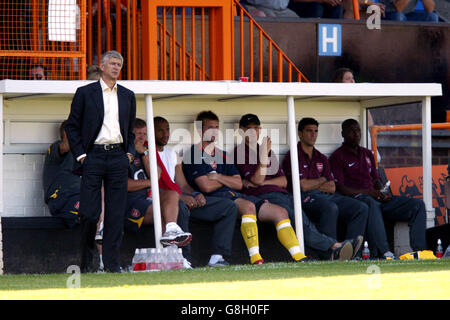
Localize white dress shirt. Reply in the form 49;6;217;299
76;78;123;162
95;78;123;144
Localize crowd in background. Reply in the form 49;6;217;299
240;0;440;22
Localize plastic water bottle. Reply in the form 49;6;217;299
443;244;450;259
177;248;184;269
381;181;391;194
436;239;443;258
138;249;147;271
362;241;370;260
159;248;167;270
141;248;149;271
147;248;159;271
171;247;183;270
155;248;164;270
132;248;145;272
131;248;139;271
165;246;173;270
165;245;178;270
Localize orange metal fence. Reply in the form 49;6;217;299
234;1;308;82
142;0;234;81
87;0;141;80
141;0;308;82
0;0;86;80
0;0;308;82
370;123;450;164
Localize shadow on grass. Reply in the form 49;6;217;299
1;259;450;291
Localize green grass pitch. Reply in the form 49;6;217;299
1;259;449;300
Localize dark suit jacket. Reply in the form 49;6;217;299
65;80;136;169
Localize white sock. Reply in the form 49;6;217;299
99;254;104;268
208;254;223;265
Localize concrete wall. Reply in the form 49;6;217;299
249;19;450;123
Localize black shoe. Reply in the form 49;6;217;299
331;241;353;261
80;219;97;273
80;247;96;273
105;266;123;273
298;256;316;262
350;235;364;259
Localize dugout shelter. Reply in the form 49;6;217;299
0;79;442;273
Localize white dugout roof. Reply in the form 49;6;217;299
0;80;443;254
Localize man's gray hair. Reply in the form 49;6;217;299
101;50;123;65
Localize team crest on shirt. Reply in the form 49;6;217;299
74;201;80;210
134;158;141;166
316;162;323;173
131;208;141;218
210;160;217;170
365;156;371;167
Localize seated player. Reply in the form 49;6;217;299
281;117;368;255
183;110;311;265
44;120;82;228
234;113;363;260
153;116;238;267
125;118;192;249
329;119;427;259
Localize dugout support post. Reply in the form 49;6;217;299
286;96;305;253
145;94;163;249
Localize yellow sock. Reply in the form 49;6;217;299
240;214;263;264
276;219;306;261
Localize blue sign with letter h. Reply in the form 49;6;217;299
318;24;342;56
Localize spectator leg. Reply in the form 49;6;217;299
288;2;324;18
405;11;439;22
383;11;407;21
322;3;343;19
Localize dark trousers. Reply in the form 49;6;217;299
301;191;368;242
256;192;337;259
80;146;129;272
383;11;439;22
175;200;193;260
179;196;238;258
355;194;427;257
288;2;343;19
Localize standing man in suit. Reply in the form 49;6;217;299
66;50;136;272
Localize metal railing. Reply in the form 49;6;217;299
86;0;141;80
0;0;309;82
353;0;360;20
101;0;309;81
233;1;309;82
0;0;87;80
370;122;450;164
